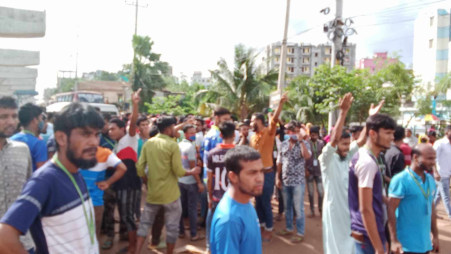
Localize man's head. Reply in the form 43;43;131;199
136;116;150;137
0;97;19;138
102;113;112;134
219;121;236;141
350;126;363;140
18;103;46;134
286;121;300;141
53;103;105;169
251;113;266;133
427;130;437;144
337;131;351;159
213;107;231;126
411;144;436;173
366;114;396;150
108;118;126;141
239;122;250;137
406;128;413;138
156;116;176;137
194;117;204;133
393;126;405;143
310;126;320;142
224;146;264;197
183;124;196;142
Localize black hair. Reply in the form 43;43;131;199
253;112;266;125
178;115;186;124
122;117;129;124
54;103;105;149
102;112;112;122
366;114;396;135
243;119;251;126
0;96;18;109
18;103;43;127
47;112;55;121
125;113;131;117
310;126;320;135
156;116;176;133
194;116;205;125
350;126;363;133
136;116;149;127
341;130;351;139
286;120;298;132
149;125;159;138
219;122;236;139
224;146;261;175
214;107;231;117
109;118;126;131
394;126;405;141
183;124;196;133
428;130;437;137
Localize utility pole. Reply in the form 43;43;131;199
328;0;343;132
277;0;291;93
74;33;79;91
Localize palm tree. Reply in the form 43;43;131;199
196;44;278;120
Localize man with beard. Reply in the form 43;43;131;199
349;112;396;254
250;92;288;243
210;145;264;254
108;90;142;254
0;102;105;253
0;97;35;253
388;144;439;254
305;125;324;217
134;116;201;254
11;103;48;171
319;93;371;254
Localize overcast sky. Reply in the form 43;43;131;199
2;0;451;98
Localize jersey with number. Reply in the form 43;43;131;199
207;144;235;202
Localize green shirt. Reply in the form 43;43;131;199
137;133;186;204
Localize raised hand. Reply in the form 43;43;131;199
369;100;385;116
132;88;142;105
280;92;289;104
339;93;354;112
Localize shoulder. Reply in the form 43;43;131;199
391;170;409;182
30;161;61;181
354;149;377;170
7;140;30;152
10;133;25;140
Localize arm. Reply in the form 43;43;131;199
387;197;403;254
357;100;385;148
188;149;204;193
276;163;283;189
128;88;141;137
175;117;194;133
431;203;440;252
136;143;147;178
0;224;27;254
97;162;127;190
330;93;353;148
172;144;200;177
356;126;367;148
207;171;213;208
359;188;385;253
272;92;288;123
300;141;311;160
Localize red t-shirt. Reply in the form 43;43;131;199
399;143;412;166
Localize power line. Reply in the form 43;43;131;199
363;35;414;46
354;18;415;28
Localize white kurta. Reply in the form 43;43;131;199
319;141;359;254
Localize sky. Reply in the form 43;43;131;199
2;0;451;99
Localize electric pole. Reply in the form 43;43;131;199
277;0;291;93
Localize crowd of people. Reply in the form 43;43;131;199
0;89;445;254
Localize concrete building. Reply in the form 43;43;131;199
191;71;211;86
356;52;398;73
0;7;46;105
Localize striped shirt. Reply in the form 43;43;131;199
0;161;99;254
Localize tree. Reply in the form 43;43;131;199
196;44;278;120
145;95;196;115
94;71;118;81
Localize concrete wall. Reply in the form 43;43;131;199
0;7;46;38
0;49;40;66
0;66;37;79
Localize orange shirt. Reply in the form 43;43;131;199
250;117;277;169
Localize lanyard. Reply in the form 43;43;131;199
22;130;35;136
52;154;95;245
104;137;117;150
406;168;430;201
363;145;385;183
310;141;317;159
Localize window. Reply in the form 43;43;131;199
429;39;433;48
288;48;295;53
275;48;281;54
275;57;279;62
301;67;310;73
315;62;318;67
287;67;294;72
325;47;332;54
286;57;294;63
315;53;318;57
345;48;350;54
430;17;434;26
303;57;310;64
78;93;103;103
324;57;331;62
303;48;310;54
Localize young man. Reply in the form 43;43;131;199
428;130;437;145
236;122;250;146
305;125;325;217
210;145;264;254
0;102;105;254
137;115;150;158
206;122;236;248
388;144;439;254
11;103;48;171
349;112;396;254
319;93;379;254
403;128;417;148
250;92;288;242
194;117;205;151
384;126;406;178
108;89;142;254
350;126;363;142
135;116;201;254
275;121;311;243
433;125;451;219
178;125;205;241
0;97;35;253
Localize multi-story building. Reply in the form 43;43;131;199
356;52;398;73
264;42;356;85
191;71;211;86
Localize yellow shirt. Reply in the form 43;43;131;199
250;117;277;169
137;133;186;204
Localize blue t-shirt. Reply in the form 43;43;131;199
0;161;99;253
11;132;48;171
389;168;437;253
210;191;262;254
203;126;222;181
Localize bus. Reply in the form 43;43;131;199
54;91;104;104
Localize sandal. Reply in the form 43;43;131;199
190;233;206;241
290;235;304;243
101;237;114;250
275;229;292;236
116;246;128;254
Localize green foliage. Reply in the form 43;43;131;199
94;71;118;81
145;95;196;115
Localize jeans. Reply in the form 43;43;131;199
434;177;451;218
307;175;324;213
282;183;305;236
256;171;275;231
199;182;208;219
206;201;219;250
179;183;199;237
354;236;375;254
137;199;182;244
